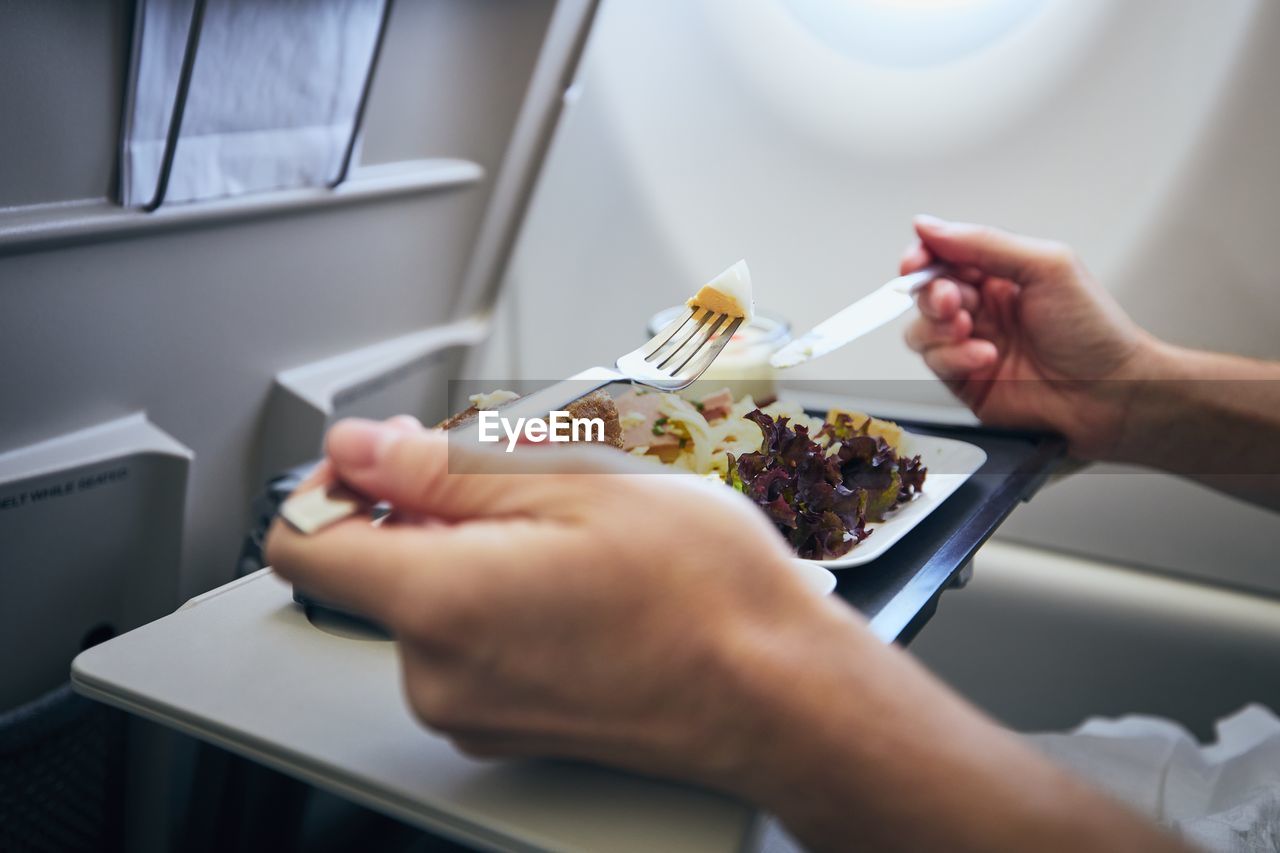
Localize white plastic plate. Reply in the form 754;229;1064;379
790;559;838;595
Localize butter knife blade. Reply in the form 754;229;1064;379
770;265;945;369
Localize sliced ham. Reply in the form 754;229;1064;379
616;389;682;451
698;388;734;422
616;387;736;453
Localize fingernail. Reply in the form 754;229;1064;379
328;418;397;470
387;414;423;433
914;214;947;229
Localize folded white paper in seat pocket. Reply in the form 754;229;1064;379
1028;705;1280;853
121;0;385;206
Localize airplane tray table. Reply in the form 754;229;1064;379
833;417;1066;644
71;405;1063;853
72;570;757;853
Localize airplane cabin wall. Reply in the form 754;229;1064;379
0;0;562;701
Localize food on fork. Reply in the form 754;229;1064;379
686;260;755;322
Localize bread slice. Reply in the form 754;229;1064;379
435;406;484;431
565;390;623;448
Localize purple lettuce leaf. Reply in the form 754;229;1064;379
725;409;927;559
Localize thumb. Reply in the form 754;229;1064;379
326;419;520;521
914;215;1072;283
324;418;618;521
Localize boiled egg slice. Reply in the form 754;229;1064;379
686;259;754;323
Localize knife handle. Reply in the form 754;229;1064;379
887;263;950;296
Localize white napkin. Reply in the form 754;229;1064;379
121;0;385;207
1029;705;1280;853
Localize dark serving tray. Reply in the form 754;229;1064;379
835;417;1066;644
239;420;1065;647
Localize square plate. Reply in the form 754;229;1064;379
809;430;987;569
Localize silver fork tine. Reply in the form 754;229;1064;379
675;316;741;378
648;309;713;364
642;306;695;359
615;302;745;390
656;312;720;371
660;312;729;372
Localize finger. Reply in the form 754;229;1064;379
905;311;972;353
290;458;334;495
900;242;982;290
917;279;981;326
266;511;520;626
913;215;1071;283
386;414;424;432
324;419;633;521
899;240;933;276
288;416;422;497
955;279;981;312
917;278;964;321
326;421;506;520
921;339;999;380
270;508;563;635
265;516;435;624
971;277;1021;341
942;264;984;286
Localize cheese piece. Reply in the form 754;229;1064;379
826;408;905;451
686;259;754;322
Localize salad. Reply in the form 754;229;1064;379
615;389;927;559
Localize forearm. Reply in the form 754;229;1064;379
1114;341;1280;508
726;606;1187;853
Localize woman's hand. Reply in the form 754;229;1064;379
903;215;1157;460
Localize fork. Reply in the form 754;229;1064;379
621;305;745;390
448;305;744;442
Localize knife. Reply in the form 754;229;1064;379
769;264;948;369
